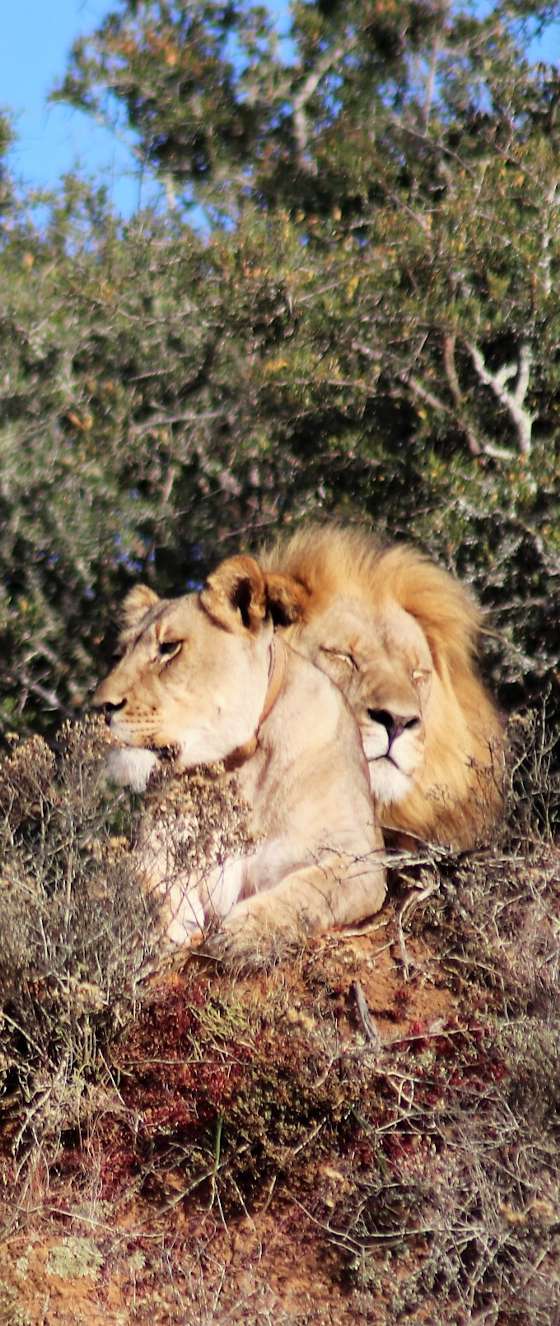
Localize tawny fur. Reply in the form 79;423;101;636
94;554;386;963
262;524;504;850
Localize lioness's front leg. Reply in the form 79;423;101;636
203;856;386;966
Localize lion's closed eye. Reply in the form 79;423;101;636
320;646;357;671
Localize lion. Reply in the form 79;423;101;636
261;526;504;850
93;554;386;963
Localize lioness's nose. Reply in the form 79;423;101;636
92;689;126;718
367;708;421;743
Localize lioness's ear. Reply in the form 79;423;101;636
265;572;310;627
200;555;268;634
120;584;160;633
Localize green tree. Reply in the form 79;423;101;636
54;2;560;466
0;4;558;735
0;112;15;218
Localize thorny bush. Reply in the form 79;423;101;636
0;706;558;1323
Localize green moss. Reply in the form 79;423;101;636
46;1237;104;1281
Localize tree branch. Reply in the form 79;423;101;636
539;179;558;299
19;671;74;717
466;340;535;456
292;41;356;174
128;409;225;440
398;342;516;461
443;333;482;456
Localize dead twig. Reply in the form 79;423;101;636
351;980;383;1052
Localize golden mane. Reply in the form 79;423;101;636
263;524;482;677
262;523;504;850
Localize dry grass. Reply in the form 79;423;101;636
0;707;558;1324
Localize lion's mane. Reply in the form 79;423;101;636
263;524;504;850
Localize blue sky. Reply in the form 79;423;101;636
3;2;138;214
2;0;291;216
1;1;558;219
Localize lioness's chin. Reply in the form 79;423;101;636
368;758;413;806
105;746;161;792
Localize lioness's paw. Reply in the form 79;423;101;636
201;910;301;971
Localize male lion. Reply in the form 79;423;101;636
93;554;385;962
261;526;504;850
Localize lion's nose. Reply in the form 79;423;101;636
367;708;421;744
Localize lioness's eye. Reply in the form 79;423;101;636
158;640;182;660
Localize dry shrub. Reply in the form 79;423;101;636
0;719;158;1165
0;702;558;1325
332;1013;560;1324
131;756;258;934
60;966;351;1212
504;699;559;846
319;701;560;1322
47;953;560;1324
0;719;255;1177
404;703;560;1022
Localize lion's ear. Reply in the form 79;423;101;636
200;556;268;634
120;584;160;634
265;572;310;627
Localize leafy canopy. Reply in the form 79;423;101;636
0;1;558;733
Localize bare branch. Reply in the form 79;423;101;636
539;179;559;299
128;409;225;440
18;671;74;718
398;342;515;460
404;372;452;417
466;340;535;456
351;980;383;1051
292;41;355;174
443;332;482;456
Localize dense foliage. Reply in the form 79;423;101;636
0;0;558;736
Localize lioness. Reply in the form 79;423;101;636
262;525;504;850
93;555;385;962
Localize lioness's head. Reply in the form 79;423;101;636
93;556;275;770
263;525;504;847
